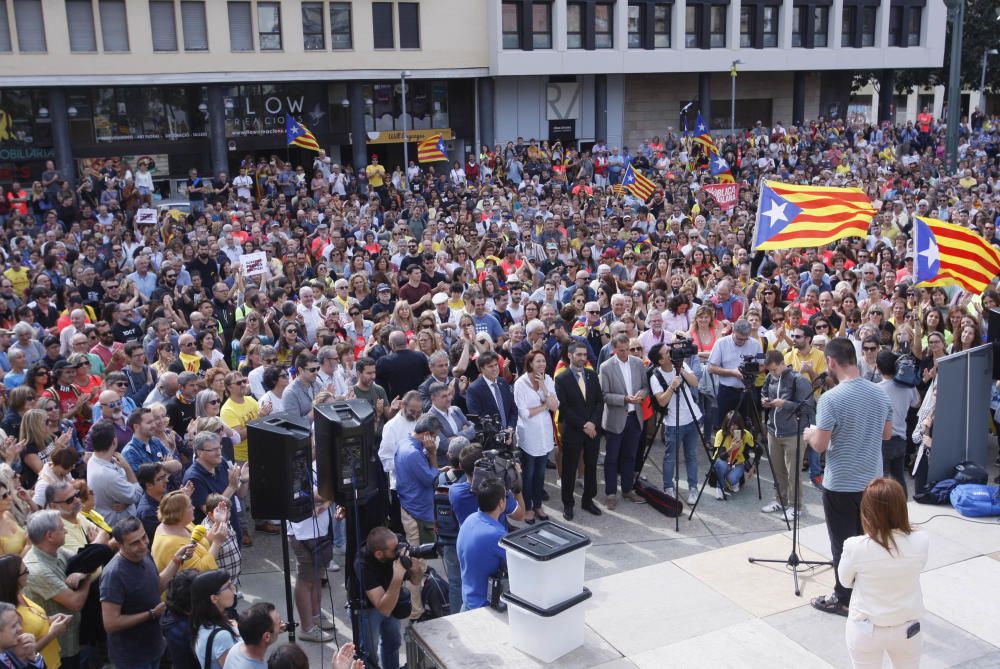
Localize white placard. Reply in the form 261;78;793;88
240;252;267;277
135;208;157;225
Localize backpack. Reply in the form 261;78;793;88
949;484;1000;517
913;478;958;505
419;566;452;620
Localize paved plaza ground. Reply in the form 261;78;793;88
237;436;1000;668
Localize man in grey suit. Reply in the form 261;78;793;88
599;333;649;509
428;382;477;459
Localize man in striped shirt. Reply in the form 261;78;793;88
803;337;892;617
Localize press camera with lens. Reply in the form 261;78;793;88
394;538;438;570
739;353;765;384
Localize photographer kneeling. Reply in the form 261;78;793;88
353;526;421;669
456;478;509;611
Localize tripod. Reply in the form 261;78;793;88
634;359;718;532
748;402;832;595
689;377;788;529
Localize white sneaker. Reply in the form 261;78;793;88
761;501;784;513
663;488;677;499
556;478;562;487
314;615;336;631
784;507;798;521
731;482;740;493
331;545;346;556
714;487;724;500
298;626;333;643
327;560;341;572
687;490;698;505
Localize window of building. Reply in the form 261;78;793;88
595;2;613;48
227;1;253;51
257;2;281;50
840;5;854;46
792;6;801;46
741;2;778;49
862;6;876;45
567;2;582;48
532;2;552;48
13;0;46;53
399;2;419;48
330;2;351;48
502;1;521;48
0;3;11;52
813;5;828;46
66;0;97;52
685;4;696;47
888;5;902;46
709;5;725;47
654;4;670;47
372;2;393;48
302;2;324;50
762;5;777;47
100;0;129;52
628;4;642;48
907;6;921;46
739;6;753;48
181;1;207;50
150;0;176;51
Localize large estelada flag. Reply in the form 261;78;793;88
285;117;320;151
912;216;1000;293
621;163;655;201
752;180;876;250
418;134;448;163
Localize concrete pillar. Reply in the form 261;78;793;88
594;73;607;142
878;69;895;123
792;72;806;125
699;72;712;126
348;82;368;171
207;85;228;177
477;77;495;149
47;88;74;188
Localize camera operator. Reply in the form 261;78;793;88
392;413;444;621
456;478;509;611
448;445;525;527
436;437;472;612
707;318;764;427
803;337;892;618
353;526;420;669
761;350;815;521
648;341;701;505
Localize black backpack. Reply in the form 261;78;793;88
419;566;451;620
893;354;920;387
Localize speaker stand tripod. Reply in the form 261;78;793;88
748;402;831;595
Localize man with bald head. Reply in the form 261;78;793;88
70;331;105;375
169;333;211;374
375;330;430;399
144;371;179;407
59;309;88;357
85;389;133;451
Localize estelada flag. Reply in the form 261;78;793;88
418;135;448;163
285;117;320;152
752;180;875;250
912;216;1000;293
622;163;655;201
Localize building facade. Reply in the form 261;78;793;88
0;0;947;190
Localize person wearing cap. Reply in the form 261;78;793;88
539;243;564;276
371;283;396;321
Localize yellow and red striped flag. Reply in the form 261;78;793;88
417;134;448;163
912;216;1000;293
621;164;655;201
285;117;321;152
752;180;875;250
611;183;625;197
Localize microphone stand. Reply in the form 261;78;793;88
747;400;831;595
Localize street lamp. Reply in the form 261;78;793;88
943;0;964;173
980;48;998;114
730;60;743;135
400;70;412;185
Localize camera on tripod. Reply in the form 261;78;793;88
470;449;522;494
394;537;438;570
739;353;766;384
669;336;698;363
469;414;515;453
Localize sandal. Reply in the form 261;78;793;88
811;594;849;617
242;529;253;547
535;510;549;521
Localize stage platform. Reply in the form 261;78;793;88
406;503;1000;668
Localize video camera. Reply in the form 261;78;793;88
669;336;698;363
470;448;522;495
739;353;766;384
469;414;515;454
394;537;438;570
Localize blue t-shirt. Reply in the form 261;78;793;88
99;554;166;666
470;313;503;341
194;625;238;669
456;511;507;609
448;480;517;527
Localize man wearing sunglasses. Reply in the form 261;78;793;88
283;352;323;420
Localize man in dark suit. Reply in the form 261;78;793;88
427;381;476;459
465;352;517;431
554;341;604;521
375;330;431;400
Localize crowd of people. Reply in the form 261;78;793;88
0;109;997;668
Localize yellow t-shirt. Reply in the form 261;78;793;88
221;396;259;462
784;346;827;398
19;595;61;669
3;266;28;297
366;164;386;188
712;430;753;465
0;524;26;556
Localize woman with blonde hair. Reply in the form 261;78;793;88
151;490;227;573
839;477;928;668
390;300;417;337
19;408;71;490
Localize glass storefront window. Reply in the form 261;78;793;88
362;81;450;132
